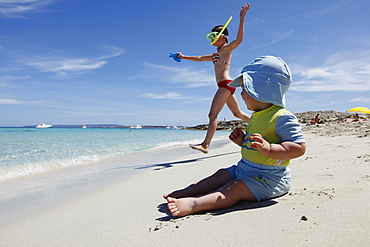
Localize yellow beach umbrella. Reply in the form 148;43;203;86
348;107;370;114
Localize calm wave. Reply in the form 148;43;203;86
0;128;228;180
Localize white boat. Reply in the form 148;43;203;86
129;125;142;129
82;114;87;128
36;123;52;128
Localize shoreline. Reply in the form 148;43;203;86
0;138;230;226
0;128;229;181
1;129;369;246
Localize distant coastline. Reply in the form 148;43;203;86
186;110;370;131
2;110;368;129
13;124;181;129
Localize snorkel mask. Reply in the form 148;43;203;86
206;16;233;45
206;32;226;43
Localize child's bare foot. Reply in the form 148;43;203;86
189;144;209;154
163;193;170;199
167;197;198;216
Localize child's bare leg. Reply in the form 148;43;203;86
163;168;232;199
189;117;217;154
226;95;250;123
190;89;231;153
167;179;256;216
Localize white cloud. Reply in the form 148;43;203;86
242;30;294;52
290;49;370;92
0;0;57;18
0;98;54;105
27;58;107;78
0;98;24;104
98;46;125;60
1;75;30;80
140;92;189;100
21;48;124;79
302;0;368;18
349;97;370;103
0;75;29;87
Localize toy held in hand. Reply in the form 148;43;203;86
169;53;181;62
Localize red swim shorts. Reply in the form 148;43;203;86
217;80;236;94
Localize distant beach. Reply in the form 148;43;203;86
0;111;369;246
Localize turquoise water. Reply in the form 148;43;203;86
0;128;228;180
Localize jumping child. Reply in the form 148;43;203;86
176;3;251;154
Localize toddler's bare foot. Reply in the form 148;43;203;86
163;189;190;199
167;197;198;217
189;144;209;154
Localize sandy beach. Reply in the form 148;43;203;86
1;120;369;246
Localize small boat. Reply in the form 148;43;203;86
130;125;142;129
36;123;52;128
82;114;87;128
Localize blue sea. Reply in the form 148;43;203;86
0;127;229;181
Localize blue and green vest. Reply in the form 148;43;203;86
242;105;294;167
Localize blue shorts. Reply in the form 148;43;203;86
226;158;291;202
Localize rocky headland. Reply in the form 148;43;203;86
186;110;370;138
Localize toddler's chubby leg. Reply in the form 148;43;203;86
163;169;232;199
167;179;256;217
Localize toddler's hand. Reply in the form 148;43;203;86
249;133;270;156
229;128;245;146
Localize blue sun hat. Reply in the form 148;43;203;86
228;56;292;107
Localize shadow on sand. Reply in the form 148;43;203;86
106;151;239;173
134;151;239;171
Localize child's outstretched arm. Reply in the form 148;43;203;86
249;133;306;160
176;52;213;62
227;3;250;50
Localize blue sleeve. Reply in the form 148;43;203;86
275;113;305;143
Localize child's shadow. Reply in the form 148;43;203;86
156;199;278;222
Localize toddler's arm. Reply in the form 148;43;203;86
249;133;306;160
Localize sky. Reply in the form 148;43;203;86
1;0;370;127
